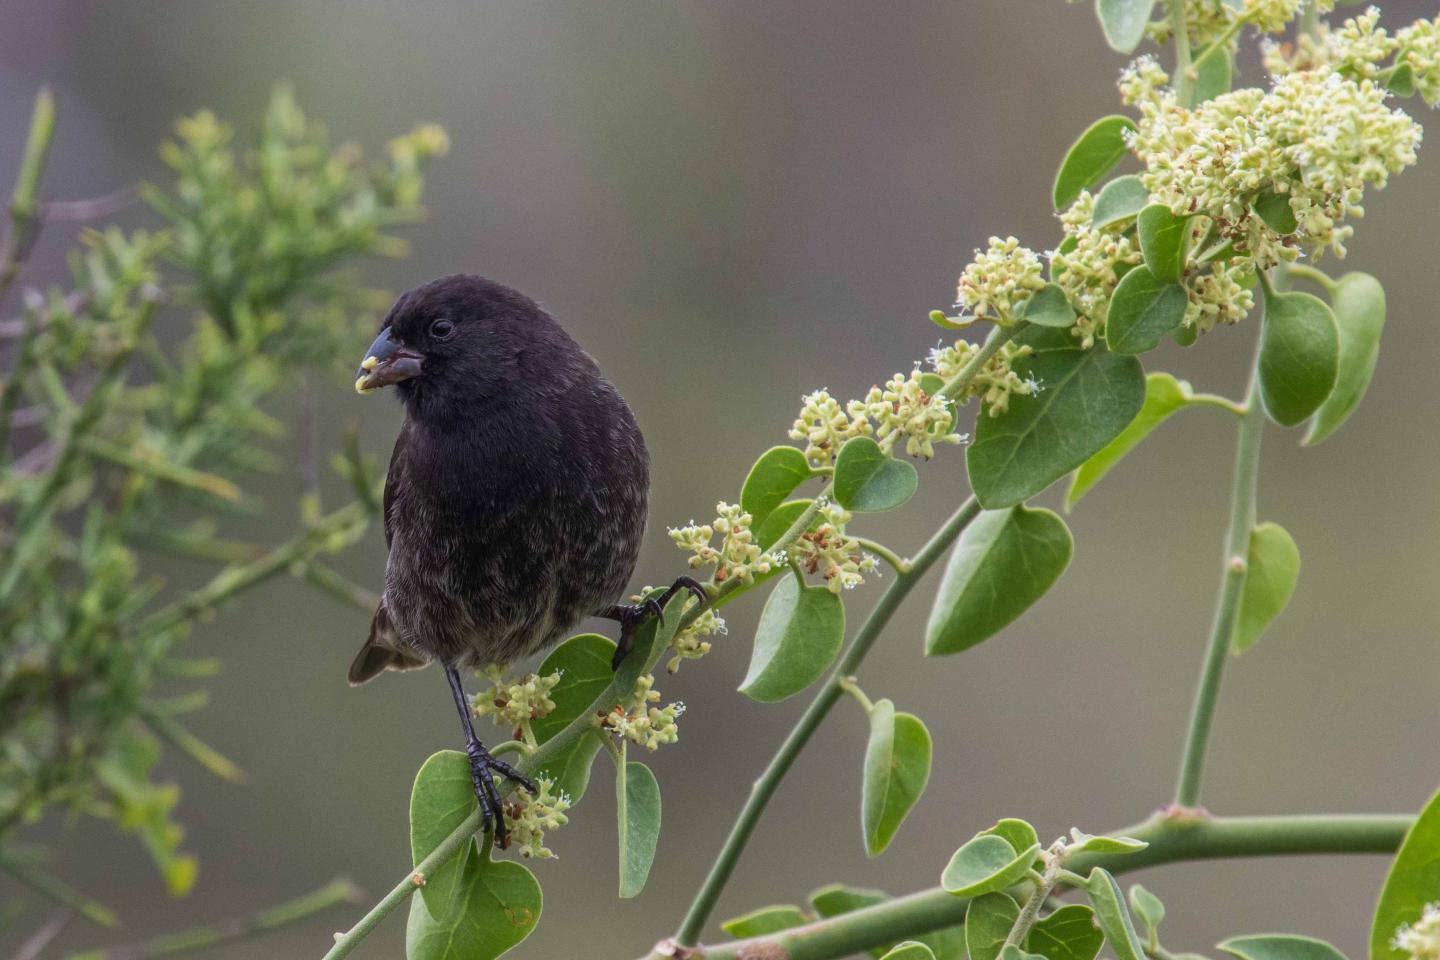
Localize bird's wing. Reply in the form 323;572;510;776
383;420;412;550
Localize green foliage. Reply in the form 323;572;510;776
834;436;919;513
1029;905;1105;960
1258;284;1340;427
1094;0;1155;53
1091;175;1150;230
883;943;938;960
1067;373;1200;508
615;756;661;899
0;85;441;905
1053;116;1137;208
721;905;809;938
529;633;613;801
1128;884;1165;942
941;820;1041;897
1219;935;1349;960
1372;789;1440;960
739;574;846;702
811;883;965;960
1086;867;1148;960
1137;205;1190;283
925;505;1072;656
1019;284;1079;328
1105;265;1188;355
404;754;541;960
1303;272;1386;446
741;446;814;529
967;326;1146;508
861;699;932;856
1232;522;1300;655
966;892;1020;960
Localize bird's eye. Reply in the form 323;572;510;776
429;319;455;340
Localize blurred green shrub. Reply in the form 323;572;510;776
0;85;445;910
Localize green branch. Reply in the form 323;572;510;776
666;814;1410;960
673;497;982;946
0;87;55;302
1173;323;1265;809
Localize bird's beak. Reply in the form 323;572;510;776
355;327;423;394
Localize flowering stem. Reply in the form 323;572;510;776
673;497;984;947
1174;337;1265;809
667;814;1410;960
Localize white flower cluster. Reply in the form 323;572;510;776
1393;901;1440;960
504;777;571;860
928;339;1039;414
1148;0;1335;49
1051;190;1144;347
956;236;1047;325
1124;49;1422;265
669;502;771;585
791;502;879;593
601;673;683;752
1266;9;1440;106
789;389;872;465
667;603;727;673
472;665;560;743
854;370;962;459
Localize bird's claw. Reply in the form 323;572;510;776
465;740;535;848
602;576;711;671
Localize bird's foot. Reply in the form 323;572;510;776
600;576;709;670
465;739;536;848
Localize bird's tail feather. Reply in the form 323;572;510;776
347;600;428;685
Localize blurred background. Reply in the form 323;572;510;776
1;2;1437;957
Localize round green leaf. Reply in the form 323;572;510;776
1020;283;1079;328
1129;884;1165;938
1303;272;1385;446
1067;373;1196;509
756;498;816;551
409;751;480;919
1372;789;1440;960
1091;175;1151;230
1086;867;1147;960
1258;285;1340;427
834;436;920;513
1094;0;1156;54
722;904;809;938
740;575;846;702
862;700;933;856
1054;116;1138;209
966;893;1021;960
942;835;1042;898
925;505;1073;656
1192;46;1233;104
1385;63;1417;97
741;446;814;529
1137;204;1190;283
967;326;1146;509
982;818;1039;853
1252;190;1298;236
616;759;661;899
1065;828;1149;856
1002;945;1050;960
1105;265;1188;355
884;944;939;960
406;850;541;960
1028;904;1104;960
1220;935;1349;960
531;633;615;746
1232;521;1299;655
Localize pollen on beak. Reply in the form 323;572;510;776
355;328;423;395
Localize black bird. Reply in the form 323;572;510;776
348;274;702;843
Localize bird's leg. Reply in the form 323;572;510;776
597;576;709;671
444;665;535;847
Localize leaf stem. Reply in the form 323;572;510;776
1168;0;1195;105
1173;336;1265;809
672;814;1410;960
67;878;361;960
1004;859;1057;948
854;537;910;574
838;676;875;714
673;497;983;947
1284;263;1337;294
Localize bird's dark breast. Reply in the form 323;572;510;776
384;375;648;668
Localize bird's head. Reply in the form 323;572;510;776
354;274;579;422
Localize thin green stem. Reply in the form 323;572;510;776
854;537;909;574
674;497;983;947
0;88;55;303
1004;861;1056;948
838;677;875;714
1285;263;1338;294
1168;0;1195;105
66;878;361;960
1187;392;1247;416
1174;335;1265;809
675;814;1410;960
